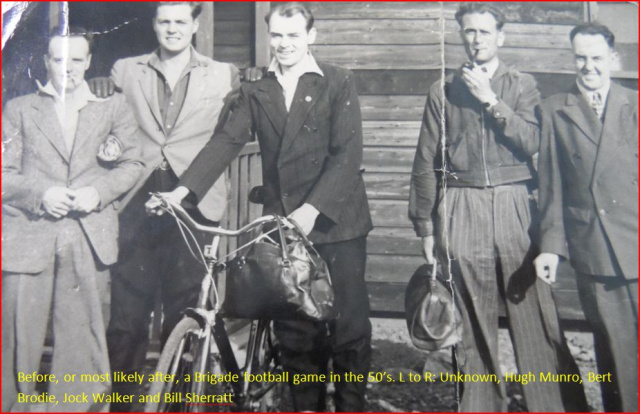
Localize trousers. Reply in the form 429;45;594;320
2;219;111;412
577;273;638;412
106;168;217;411
274;236;372;412
435;184;586;412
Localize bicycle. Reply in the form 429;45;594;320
143;194;290;412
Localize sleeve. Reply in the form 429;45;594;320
408;85;442;237
89;95;145;208
488;72;541;157
536;102;569;258
180;85;254;201
304;70;364;223
110;59;125;90
1;100;51;215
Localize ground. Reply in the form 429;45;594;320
363;318;602;412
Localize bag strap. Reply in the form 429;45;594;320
284;218;331;285
273;216;291;264
286;217;323;259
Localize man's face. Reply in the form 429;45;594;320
153;5;199;55
268;13;316;70
572;33;615;91
460;12;504;64
44;36;91;94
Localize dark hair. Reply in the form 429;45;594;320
570;23;615;49
455;3;505;30
48;25;94;54
265;2;314;32
155;2;202;19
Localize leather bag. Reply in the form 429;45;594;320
405;263;462;351
222;217;338;321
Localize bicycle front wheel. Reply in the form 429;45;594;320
144;317;208;412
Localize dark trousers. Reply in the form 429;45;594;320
106;169;218;411
577;273;638;412
436;185;586;412
274;236;372;412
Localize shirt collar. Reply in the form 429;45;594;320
476;58;500;79
37;79;103;103
576;79;611;104
148;46;200;71
267;53;324;78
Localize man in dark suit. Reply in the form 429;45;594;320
2;27;143;411
150;2;373;411
535;23;638;412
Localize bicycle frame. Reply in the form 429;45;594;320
149;194;285;411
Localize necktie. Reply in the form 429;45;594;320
591;92;604;120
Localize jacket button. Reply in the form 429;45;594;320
599;209;606;216
282;193;288;198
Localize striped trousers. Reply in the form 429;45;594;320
435;184;583;412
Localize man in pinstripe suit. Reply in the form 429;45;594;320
409;3;585;411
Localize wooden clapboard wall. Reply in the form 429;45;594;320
307;1;445;317
213;2;254;69
300;1;638;320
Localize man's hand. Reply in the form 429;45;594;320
421;236;436;265
145;186;190;216
72;187;101;213
88;77;116;98
287;203;320;236
242;67;265;83
534;253;560;285
461;66;497;106
42;187;76;218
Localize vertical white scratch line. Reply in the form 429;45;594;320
438;3;461;409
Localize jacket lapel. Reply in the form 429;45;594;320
559;86;602;146
592;83;631;183
280;74;325;155
69;102;101;163
32;95;69;162
137;64;164;138
173;64;208;131
254;77;288;137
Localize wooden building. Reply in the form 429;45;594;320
2;1;638;324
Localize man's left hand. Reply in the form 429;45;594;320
287;203;320;236
461;66;497;105
72;187;101;213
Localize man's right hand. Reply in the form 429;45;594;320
145;186;190;216
242;67;266;82
534;253;560;285
421;236;436;264
42;187;76;218
88;77;116;98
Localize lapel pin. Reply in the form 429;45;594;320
305;96;312;102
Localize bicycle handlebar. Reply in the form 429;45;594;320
152;193;278;237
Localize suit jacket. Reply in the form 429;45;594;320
111;48;240;221
180;62;373;244
2;91;144;273
538;83;638;279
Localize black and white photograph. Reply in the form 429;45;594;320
1;1;638;412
